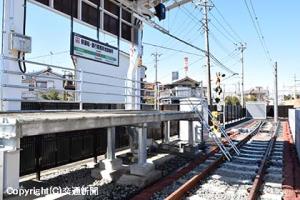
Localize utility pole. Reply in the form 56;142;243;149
152;52;162;110
238;43;246;107
294;74;297;100
294;74;300;100
274;62;278;123
201;0;213;105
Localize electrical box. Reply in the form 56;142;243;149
9;32;32;53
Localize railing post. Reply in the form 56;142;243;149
79;68;83;110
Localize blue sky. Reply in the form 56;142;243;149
1;0;300;95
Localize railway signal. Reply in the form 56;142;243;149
214;72;225;104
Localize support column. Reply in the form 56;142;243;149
188;120;195;146
0;118;20;195
130;123;154;176
92;127;123;181
163;121;170;143
100;127;122;171
117;124;161;188
138;123;147;165
106;127;116;160
183;120;200;156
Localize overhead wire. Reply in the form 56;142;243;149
143;42;203;56
209;11;240;43
249;0;273;63
212;2;244;42
243;0;273;66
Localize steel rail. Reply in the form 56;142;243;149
248;122;280;200
165;121;264;200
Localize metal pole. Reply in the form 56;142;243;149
223;84;226;127
239;43;246;108
152;52;161;110
294;74;297;100
203;0;212;106
274;62;278;123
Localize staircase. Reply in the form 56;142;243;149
188;99;240;161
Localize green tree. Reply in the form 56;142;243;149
245;95;257;102
225;96;240;105
284;94;292;100
41;90;61;100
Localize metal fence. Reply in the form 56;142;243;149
20;127;128;177
209;105;246;123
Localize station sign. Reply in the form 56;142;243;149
71;32;119;66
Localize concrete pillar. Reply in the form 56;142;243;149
1;138;20;193
129;123;154;176
138;123;147;165
106;127;116;160
188;120;195;146
1;0;25;111
163;121;170;143
128;126;138;161
92;127;123;180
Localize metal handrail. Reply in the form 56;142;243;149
195;101;240;155
1;57;157;110
189;100;232;160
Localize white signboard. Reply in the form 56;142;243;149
71;32;119;66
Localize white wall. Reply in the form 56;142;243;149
289;109;296;143
179;98;206;143
77;52;130;104
246;101;267;119
288;108;300;160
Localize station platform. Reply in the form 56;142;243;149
0;110;197;137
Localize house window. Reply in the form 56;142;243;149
36;81;47;89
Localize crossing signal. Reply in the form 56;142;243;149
214;72;225;103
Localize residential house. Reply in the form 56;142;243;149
22;67;75;100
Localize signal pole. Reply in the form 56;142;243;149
238;43;246;107
152;52;162;110
201;0;213;105
274;62;278;123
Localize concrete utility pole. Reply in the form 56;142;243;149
293;74;300;100
152;52;162;110
294;74;297;100
238;43;246;107
202;0;213;105
274;62;278;123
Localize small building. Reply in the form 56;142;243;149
22;67;75;100
245;86;269;102
159;76;206;104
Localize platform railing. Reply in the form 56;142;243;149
1;56;157;110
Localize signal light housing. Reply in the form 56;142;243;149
155;3;166;21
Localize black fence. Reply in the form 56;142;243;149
20;127;128;177
209;105;246;123
21;102;125;110
266;105;293;118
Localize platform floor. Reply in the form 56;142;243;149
0;110;196;137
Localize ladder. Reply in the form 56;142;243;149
188;99;240;160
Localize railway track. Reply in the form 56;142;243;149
151;120;284;200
